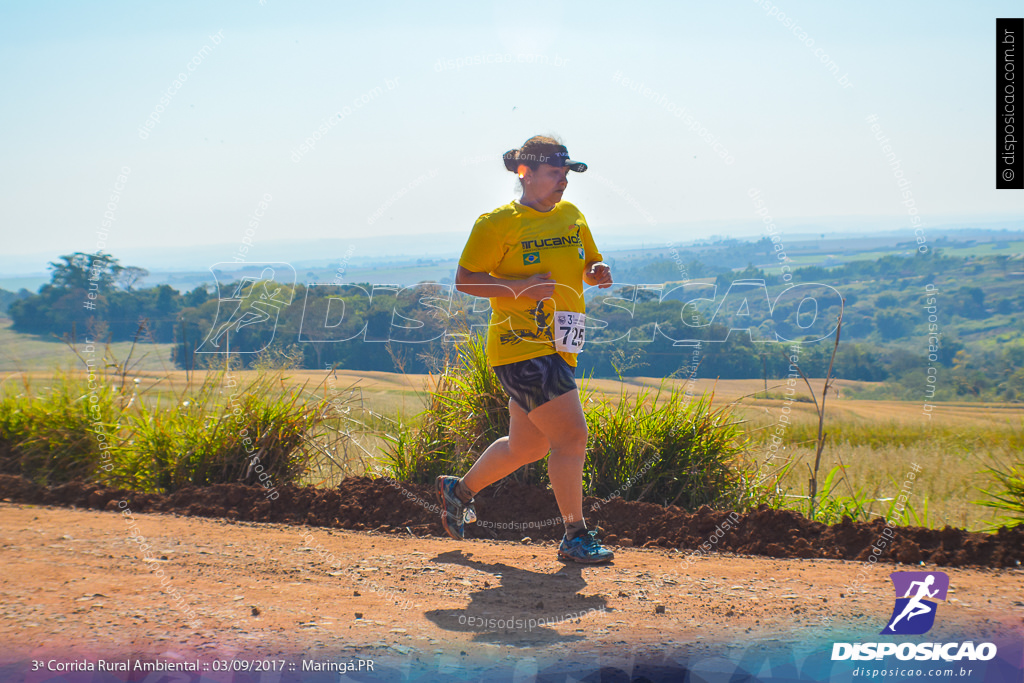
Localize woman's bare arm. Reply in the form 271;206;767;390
455;265;555;301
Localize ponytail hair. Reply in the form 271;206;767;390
502;149;520;172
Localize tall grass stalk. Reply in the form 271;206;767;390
975;457;1024;529
785;300;844;521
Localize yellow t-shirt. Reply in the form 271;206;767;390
458;200;603;368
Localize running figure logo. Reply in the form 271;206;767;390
881;571;949;635
196;263;296;354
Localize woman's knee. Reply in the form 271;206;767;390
548;421;587;454
508;434;550;464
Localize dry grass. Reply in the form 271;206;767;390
742;442;1004;531
735;390;1021;531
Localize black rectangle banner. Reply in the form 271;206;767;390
997;18;1023;189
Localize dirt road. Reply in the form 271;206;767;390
1;502;1022;682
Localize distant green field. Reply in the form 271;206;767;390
748;240;1024;272
936;240;1024;258
756;253;863;268
0;317;176;372
822;248;917;262
833;241;1024;263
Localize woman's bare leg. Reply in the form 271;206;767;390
460;389;590;540
460;398;550;496
523;389;588;531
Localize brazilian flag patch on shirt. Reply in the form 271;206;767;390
523;251;540;265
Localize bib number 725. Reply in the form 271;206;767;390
554;311;586;353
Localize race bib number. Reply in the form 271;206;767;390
554;311;586;353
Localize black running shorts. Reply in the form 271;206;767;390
493;353;578;413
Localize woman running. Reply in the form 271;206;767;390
435;134;615;564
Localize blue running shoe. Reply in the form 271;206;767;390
558;530;615;564
435;475;476;540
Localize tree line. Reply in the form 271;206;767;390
4;250;1022;398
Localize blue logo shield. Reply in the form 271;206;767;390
881;571;949;635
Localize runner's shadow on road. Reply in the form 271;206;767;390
422;549;608;647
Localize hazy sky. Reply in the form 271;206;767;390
1;0;1021;265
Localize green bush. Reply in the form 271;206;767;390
0;371;121;484
583;382;743;508
110;371;318;492
0;365;325;492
